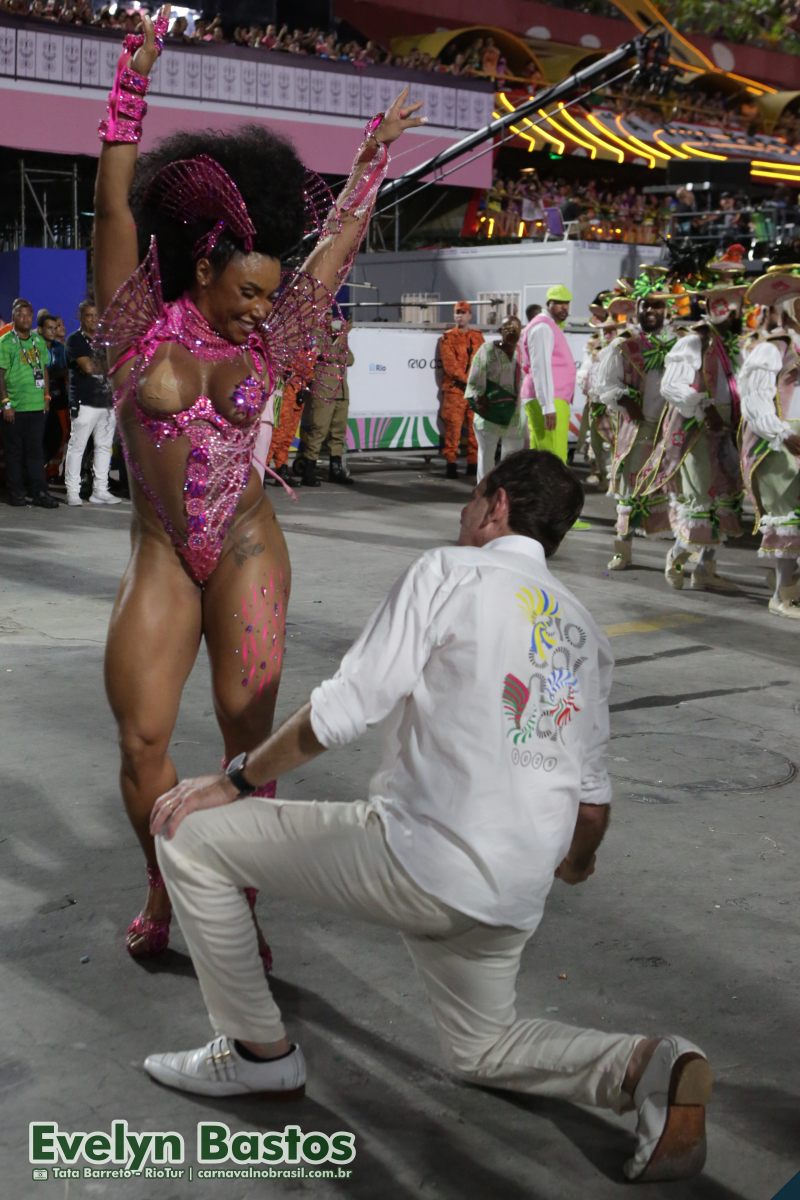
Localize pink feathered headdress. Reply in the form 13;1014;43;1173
150;154;257;260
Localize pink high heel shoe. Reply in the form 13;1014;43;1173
127;864;171;957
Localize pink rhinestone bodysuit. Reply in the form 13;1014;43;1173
99;242;340;585
96;137;390;585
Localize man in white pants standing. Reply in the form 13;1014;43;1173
64;300;120;506
147;449;712;1185
465;314;526;481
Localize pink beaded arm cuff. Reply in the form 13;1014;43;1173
98;14;167;144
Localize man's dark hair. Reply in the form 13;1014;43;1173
525;303;542;321
483;449;584;557
78;299;96;315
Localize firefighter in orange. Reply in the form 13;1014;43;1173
439;301;484;478
268;348;318;486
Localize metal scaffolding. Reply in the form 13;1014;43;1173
18;160;80;249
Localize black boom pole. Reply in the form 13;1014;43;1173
377;26;668;204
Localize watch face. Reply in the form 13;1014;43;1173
227;751;247;774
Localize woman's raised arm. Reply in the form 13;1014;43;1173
301;88;425;297
94;6;170;314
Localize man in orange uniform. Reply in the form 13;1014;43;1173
439;301;484;479
268;349;318;487
269;376;306;486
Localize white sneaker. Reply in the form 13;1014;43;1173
89;491;122;505
66;493;83;507
690;565;739;593
607;539;632;572
624;1036;712;1183
144;1035;306;1098
768;591;800;620
664;546;689;590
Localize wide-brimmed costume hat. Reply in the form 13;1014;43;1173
607;296;637;321
630;265;676;305
745;270;800;308
588;290;615;323
700;284;748;325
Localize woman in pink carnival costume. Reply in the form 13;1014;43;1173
93;4;423;960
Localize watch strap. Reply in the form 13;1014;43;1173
225;753;256;798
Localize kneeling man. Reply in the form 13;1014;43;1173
148;449;711;1185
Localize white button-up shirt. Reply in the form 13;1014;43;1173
310;536;613;931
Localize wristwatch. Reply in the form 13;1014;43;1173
224;752;256;798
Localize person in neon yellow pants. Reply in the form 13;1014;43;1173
518;284;591;528
524;395;571;462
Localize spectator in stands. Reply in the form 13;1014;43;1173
63;300;120;506
482;37;500;78
167;15;189;42
711;192;751;246
0;298;59;507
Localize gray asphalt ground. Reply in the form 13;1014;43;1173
1;457;798;1200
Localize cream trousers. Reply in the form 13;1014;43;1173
157;796;639;1113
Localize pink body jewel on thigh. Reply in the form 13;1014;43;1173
238;572;287;694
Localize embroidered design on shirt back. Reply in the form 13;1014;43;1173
502;586;586;750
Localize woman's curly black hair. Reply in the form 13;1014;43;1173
130;125;308;300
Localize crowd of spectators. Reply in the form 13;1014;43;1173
473;170;799;249
0;3;524;82
0;297;123;508
478;172;666;244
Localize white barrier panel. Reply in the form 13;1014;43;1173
344;325;591;453
346;326;442;452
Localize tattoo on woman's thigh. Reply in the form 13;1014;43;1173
233;535;266;567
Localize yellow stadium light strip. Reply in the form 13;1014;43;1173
509;122;539;152
584;113;639;163
728;72;776;95
497;92;516;113
615;115;668;165
520;114;565;155
751;159;800;173
493;102;539;152
556;103;624;163
751;169;800;183
680;143;728;161
652;129;689;159
753;170;800;183
539;108;597;159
